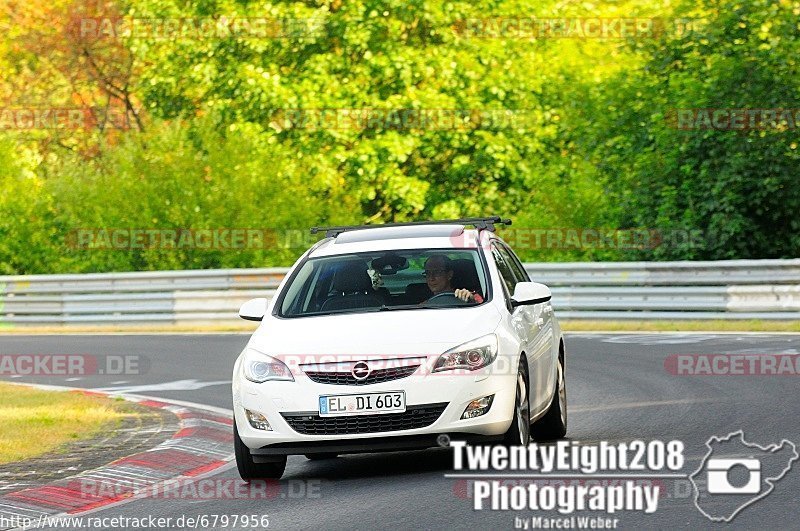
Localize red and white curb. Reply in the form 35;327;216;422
0;386;235;528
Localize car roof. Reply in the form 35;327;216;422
308;225;494;257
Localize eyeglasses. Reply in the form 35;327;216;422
423;269;448;278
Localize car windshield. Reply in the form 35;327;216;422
278;248;489;317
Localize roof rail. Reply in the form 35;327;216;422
310;216;512;238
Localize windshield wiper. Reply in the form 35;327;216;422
293;302;471;317
377;304;420;312
417;301;475;309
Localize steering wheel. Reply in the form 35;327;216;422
425;291;471;306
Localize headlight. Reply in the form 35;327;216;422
242;349;294;382
433;334;498;372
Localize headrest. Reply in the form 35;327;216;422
450;259;481;293
332;261;373;293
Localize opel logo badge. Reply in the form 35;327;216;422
351;361;371;380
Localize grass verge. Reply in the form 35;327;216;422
0;383;130;464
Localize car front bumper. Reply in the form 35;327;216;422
234;368;517;454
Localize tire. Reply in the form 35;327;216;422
502;359;531;446
305;453;338;460
531;353;567;441
234;421;287;481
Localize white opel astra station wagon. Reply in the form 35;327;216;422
232;217;567;480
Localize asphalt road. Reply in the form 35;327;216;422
1;333;798;530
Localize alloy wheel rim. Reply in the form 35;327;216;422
557;359;567;426
516;370;530;444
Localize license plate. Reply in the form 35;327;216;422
319;391;406;417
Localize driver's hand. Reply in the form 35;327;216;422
454;289;474;302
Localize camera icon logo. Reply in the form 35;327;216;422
690;431;798;522
706;458;761;494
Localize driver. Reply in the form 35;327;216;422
423;255;483;303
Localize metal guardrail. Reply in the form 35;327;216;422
0;260;798;325
526;260;800;319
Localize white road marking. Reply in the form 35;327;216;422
94;379;229;393
716;348;799;355
571;398;716;413
598;334;720;345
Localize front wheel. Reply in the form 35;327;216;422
502;360;530;446
531;355;567;441
234;421;287;481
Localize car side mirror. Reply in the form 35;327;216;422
239;298;268;322
510;282;552;307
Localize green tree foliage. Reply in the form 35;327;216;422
0;0;797;273
0;140;63;274
42;117;357;272
128;0;561;222
584;0;800;259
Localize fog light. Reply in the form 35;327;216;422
461;394;494;419
245;409;272;431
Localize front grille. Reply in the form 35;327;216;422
282;403;448;435
304;364;420;386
